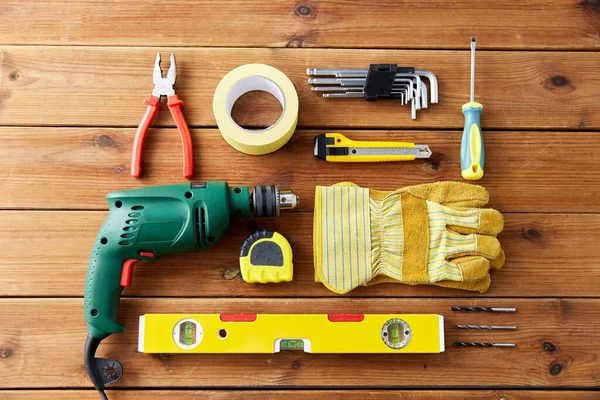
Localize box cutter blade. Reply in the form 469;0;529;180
314;133;432;162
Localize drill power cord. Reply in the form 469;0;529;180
84;334;121;400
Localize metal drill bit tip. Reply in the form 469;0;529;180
456;325;517;330
454;342;516;348
451;306;516;313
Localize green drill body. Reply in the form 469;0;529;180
84;181;251;339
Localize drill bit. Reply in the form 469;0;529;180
454;342;516;348
456;325;516;330
451;306;516;313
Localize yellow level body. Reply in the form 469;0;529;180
139;313;444;354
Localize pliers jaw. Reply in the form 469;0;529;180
152;53;176;98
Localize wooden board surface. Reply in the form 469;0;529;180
1;1;599;399
3;390;600;400
1;211;599;297
1;1;599;50
1;128;598;212
1;47;599;129
1;298;599;388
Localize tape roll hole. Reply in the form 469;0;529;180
227;76;285;132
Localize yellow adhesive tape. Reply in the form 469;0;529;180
213;64;299;155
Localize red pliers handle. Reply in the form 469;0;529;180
131;95;193;178
131;53;194;178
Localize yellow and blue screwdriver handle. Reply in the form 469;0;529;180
461;102;484;179
314;133;431;162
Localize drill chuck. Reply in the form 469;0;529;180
251;185;299;217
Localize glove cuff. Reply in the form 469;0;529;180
313;185;372;294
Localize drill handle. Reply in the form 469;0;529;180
84;247;128;339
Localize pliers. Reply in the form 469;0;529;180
131;53;194;178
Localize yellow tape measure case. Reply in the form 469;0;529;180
239;230;293;283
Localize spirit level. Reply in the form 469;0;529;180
138;313;445;354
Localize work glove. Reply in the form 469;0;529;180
313;181;505;294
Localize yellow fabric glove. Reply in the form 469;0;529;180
313;182;505;294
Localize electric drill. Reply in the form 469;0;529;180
83;181;299;399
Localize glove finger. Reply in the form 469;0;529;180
448;208;504;236
450;256;491;293
489;249;506;270
430;256;491;293
436;274;492;293
444;235;502;261
407;181;490;208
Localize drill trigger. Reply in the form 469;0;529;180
120;259;139;288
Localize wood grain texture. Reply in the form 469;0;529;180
2;390;598;400
0;298;598;388
1;0;599;397
1;211;598;297
1;128;599;212
1;47;599;129
1;1;599;50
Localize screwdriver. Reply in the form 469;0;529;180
461;37;484;180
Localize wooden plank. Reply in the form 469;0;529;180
0;298;598;388
1;211;598;297
1;128;599;212
1;1;599;50
1;47;599;129
2;389;599;400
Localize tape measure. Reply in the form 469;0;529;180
138;313;445;354
239;230;293;283
213;64;298;155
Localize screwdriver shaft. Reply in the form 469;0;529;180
470;37;476;103
456;325;517;330
451;306;516;313
454;342;516;348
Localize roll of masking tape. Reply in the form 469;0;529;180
213;64;299;155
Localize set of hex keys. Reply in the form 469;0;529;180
307;66;439;119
